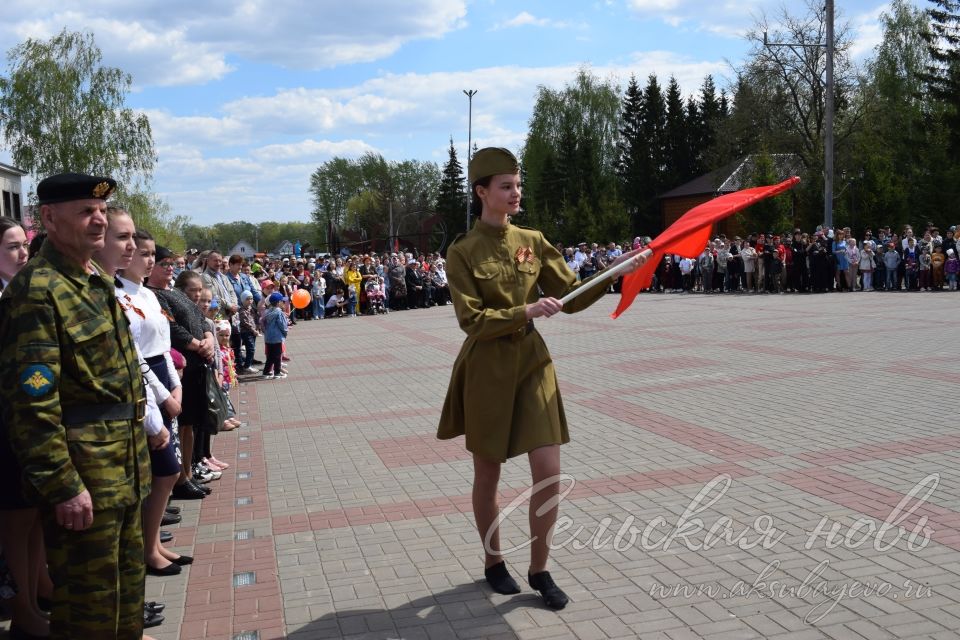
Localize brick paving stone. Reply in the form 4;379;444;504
6;293;958;639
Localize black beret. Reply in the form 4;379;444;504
155;246;174;261
37;172;116;205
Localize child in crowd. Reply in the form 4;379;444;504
845;237;860;291
946;249;959;290
215;321;240;431
883;243;900;290
859;241;875;291
199;286;215;319
931;244;946;290
262;292;288;380
919;246;932;290
679;257;695;292
325;287;349;317
311;273;326;320
280;276;296;325
903;238;919;290
238;291;259;374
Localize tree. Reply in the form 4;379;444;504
436;137;468;237
115;185;187;252
730;1;866;229
616;75;646;232
0;29;155;186
522;68;627;244
844;0;960;232
309;157;363;228
739;152;794;233
922;0;960;156
664;76;693;185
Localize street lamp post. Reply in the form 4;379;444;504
464;89;478;234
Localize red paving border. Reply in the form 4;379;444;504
179;385;287;640
169;303;960;639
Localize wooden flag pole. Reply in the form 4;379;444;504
559;248;653;306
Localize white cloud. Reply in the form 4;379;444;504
252;139;376;162
849;3;888;60
627;0;682;12
494;11;582;30
0;0;468;87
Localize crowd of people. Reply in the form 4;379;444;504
561;223;960;294
0;174;244;639
1;171;957;639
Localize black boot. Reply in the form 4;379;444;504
528;571;568;610
484;561;520;595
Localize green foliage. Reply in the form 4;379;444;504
436;137;468;237
522;67;628;245
181;221;321;255
308;152;440;242
114;185;187;252
0;29;155;186
738;152;795;233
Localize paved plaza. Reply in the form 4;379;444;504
64;292;960;638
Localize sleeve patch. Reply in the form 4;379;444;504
21;364;55;397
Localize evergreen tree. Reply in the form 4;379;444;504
435;137;468;236
616;75;645;232
664;76;692;185
923;0;960;156
636;74;667;233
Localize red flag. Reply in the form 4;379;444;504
613;176;800;318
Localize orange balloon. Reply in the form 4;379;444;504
291;289;311;309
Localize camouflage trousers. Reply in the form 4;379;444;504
42;502;145;640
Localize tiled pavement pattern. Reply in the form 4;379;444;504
6;291;959;640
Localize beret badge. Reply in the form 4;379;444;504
92;181;113;198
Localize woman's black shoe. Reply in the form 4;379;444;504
171;554;193;566
143;609;165;628
484;561;520;595
146;600;165;613
146;562;182;577
161;512;182;526
171;481;206;500
528;571;569;610
190;479;212;495
159;531;173;543
165;504;181;515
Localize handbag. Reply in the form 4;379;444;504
200;363;228;434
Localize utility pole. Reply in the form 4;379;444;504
764;0;834;228
824;0;835;229
463;89;478;234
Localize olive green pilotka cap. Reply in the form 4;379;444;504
468;147;520;184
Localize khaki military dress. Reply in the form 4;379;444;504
437;220;611;462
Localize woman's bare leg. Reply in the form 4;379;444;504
527;445;561;574
472;453;503;567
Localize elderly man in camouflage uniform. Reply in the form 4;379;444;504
0;172;150;640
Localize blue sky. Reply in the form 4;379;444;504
1;0;903;225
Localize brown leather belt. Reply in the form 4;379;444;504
501;320;535;342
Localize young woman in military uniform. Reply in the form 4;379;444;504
437;148;648;609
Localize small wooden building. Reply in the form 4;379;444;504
659;154;802;237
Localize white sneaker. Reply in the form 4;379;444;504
243;366;259;374
262;373;275;380
276;372;288;379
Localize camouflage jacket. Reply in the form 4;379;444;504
0;241;150;509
